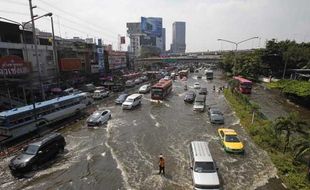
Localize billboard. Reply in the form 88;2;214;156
0;55;31;76
97;39;104;76
60;58;81;71
141;17;162;37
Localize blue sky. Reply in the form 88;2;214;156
0;0;309;52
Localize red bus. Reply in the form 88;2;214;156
233;76;253;94
151;79;173;100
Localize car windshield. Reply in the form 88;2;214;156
195;102;204;106
119;94;127;99
211;109;222;115
91;112;101;119
152;88;163;96
24;145;39;155
225;135;240;142
194;162;216;173
126;99;134;103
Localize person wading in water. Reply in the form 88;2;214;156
158;153;165;175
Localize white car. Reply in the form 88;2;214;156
163;76;171;80
139;84;151;94
87;109;111;126
125;80;135;87
194;82;201;89
93;90;109;99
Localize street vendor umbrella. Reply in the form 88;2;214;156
50;88;62;93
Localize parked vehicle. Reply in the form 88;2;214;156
125;80;135;87
189;141;220;190
9;133;66;176
111;84;125;92
197;73;202;79
218;128;244;154
115;93;129;104
63;88;80;95
141;76;148;82
139;84;151;94
134;78;143;85
199;87;208;95
208;107;224;124
95;86;106;91
81;83;96;92
193;95;206;112
93;90;109;99
194;82;201;89
184;91;196;103
87;109;111;126
163;75;171;80
122;94;142;110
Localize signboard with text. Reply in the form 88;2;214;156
97;39;104;76
0;55;31;76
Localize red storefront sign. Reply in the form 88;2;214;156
60;58;82;71
0;55;31;76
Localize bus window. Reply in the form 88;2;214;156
0;118;6;127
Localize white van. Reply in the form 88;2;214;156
189;141;220;190
122;94;142;110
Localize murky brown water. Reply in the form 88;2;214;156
0;71;287;190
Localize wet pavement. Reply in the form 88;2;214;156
0;71;286;190
251;84;310;123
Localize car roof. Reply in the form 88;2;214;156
219;128;237;135
190;141;213;162
30;133;63;147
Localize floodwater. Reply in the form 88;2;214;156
0;71;286;190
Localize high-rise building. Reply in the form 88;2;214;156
127;17;165;57
170;22;186;53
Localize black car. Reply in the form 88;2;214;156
9;133;66;176
184;91;196;103
115;93;129;104
199;87;208;95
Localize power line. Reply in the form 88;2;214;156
0;10;29;16
4;0;28;7
37;0;119;38
36;7;118;42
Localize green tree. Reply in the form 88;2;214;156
273;112;308;153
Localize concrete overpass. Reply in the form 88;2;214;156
134;55;222;69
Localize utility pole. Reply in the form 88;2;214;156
29;0;45;100
50;16;60;86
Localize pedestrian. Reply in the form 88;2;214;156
158;153;165;175
213;85;215;92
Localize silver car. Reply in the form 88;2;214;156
87;110;111;126
208;107;224;124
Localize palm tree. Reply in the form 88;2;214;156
273;112;308;153
292;137;310;162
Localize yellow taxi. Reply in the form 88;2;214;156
218;128;244;154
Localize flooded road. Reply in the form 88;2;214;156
0;71;285;190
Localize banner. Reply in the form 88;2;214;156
141;17;162;37
97;39;104;75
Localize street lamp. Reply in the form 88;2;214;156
217;37;259;75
